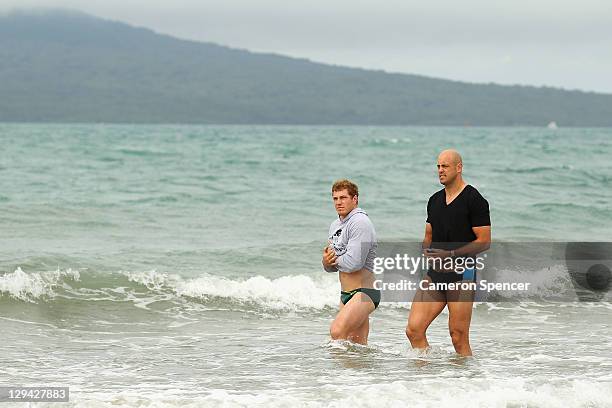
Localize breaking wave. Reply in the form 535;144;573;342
1;265;608;310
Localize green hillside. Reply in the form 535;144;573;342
1;9;611;125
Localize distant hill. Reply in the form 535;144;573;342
1;9;611;126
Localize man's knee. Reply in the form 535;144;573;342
449;327;468;346
330;321;348;340
406;324;426;341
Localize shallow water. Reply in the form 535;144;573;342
1;124;611;407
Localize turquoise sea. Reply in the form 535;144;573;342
1;124;611;407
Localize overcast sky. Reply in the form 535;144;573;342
2;0;612;93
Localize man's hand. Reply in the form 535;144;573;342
423;248;454;273
422;248;451;259
322;246;338;268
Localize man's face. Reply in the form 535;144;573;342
437;153;462;185
332;189;358;217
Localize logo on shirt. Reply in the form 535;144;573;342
329;228;347;256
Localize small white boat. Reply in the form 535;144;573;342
547;121;558;129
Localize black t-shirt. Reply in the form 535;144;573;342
426;184;490;283
426;184;490;247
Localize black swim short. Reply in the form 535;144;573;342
419;268;477;303
340;288;381;309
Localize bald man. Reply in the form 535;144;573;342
406;149;491;356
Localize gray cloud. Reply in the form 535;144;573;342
2;0;611;92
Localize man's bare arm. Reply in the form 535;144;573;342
422;223;433;250
424;226;491;272
425;226;490;257
453;226;491;257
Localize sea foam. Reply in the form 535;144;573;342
0;267;80;302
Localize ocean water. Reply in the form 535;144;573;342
1;124;611;407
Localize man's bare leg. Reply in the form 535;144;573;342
447;300;474;356
330;292;375;345
334;298;370;344
348;315;369;344
406;281;446;350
